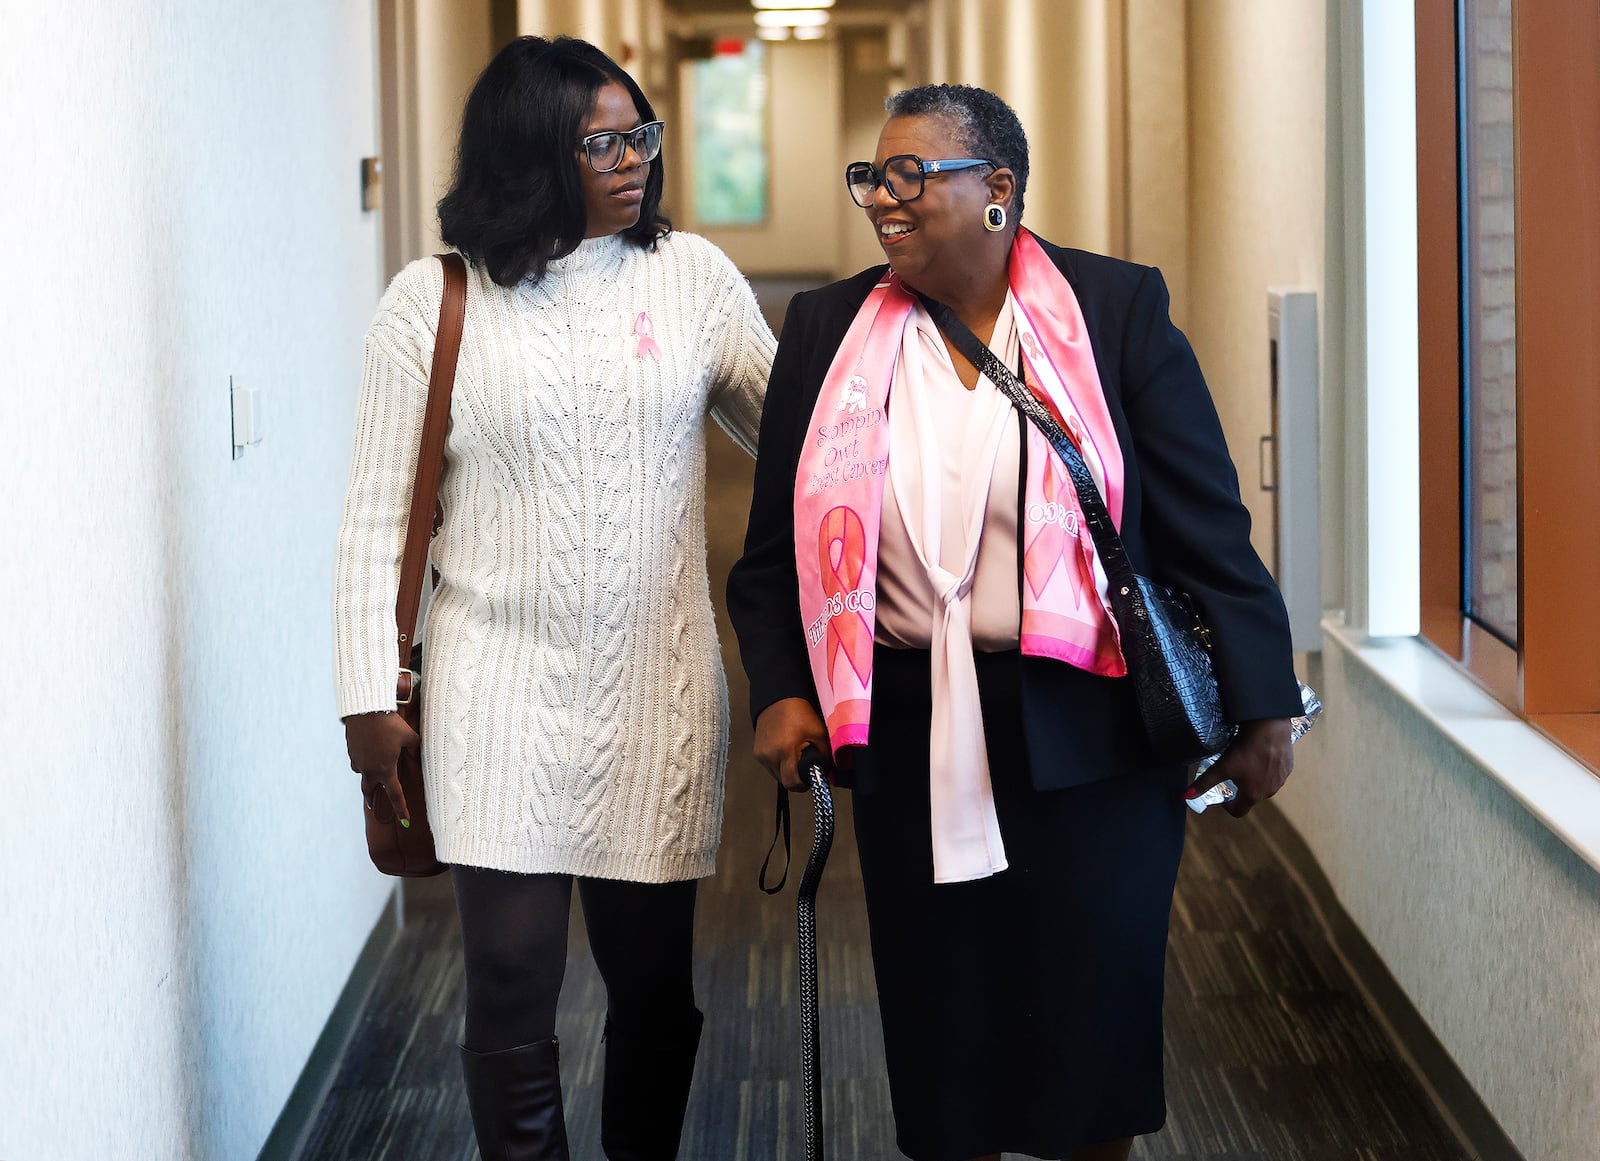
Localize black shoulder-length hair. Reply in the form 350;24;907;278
438;36;671;287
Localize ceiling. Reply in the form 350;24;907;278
661;0;911;12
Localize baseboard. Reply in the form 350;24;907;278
1251;802;1526;1161
256;887;402;1161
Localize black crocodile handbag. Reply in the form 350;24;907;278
918;295;1231;762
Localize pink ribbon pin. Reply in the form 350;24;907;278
634;311;662;361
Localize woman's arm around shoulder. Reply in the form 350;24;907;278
671;234;775;456
726;289;826;720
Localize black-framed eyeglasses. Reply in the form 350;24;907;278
844;154;995;207
579;120;665;173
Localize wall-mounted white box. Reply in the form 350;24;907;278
1267;289;1321;652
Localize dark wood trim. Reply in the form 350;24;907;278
257;891;401;1161
1414;0;1465;662
1416;0;1600;747
1250;803;1528;1161
1512;0;1600;716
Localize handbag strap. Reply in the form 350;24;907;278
914;292;1146;610
394;252;468;673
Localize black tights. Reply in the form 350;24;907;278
452;866;699;1053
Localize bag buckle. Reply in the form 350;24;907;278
396;669;420;705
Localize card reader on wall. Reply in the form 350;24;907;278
1266;290;1320;652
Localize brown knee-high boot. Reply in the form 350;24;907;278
459;1037;571;1161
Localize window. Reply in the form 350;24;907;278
1415;1;1600;770
690;40;769;226
1458;0;1517;646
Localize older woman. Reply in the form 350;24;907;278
335;36;773;1161
727;85;1299;1161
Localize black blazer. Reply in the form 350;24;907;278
726;237;1302;792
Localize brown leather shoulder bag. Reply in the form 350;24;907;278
362;252;467;877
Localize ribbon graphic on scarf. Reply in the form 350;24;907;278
1023;453;1081;601
818;506;875;688
633;312;662;361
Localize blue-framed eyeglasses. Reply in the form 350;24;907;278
844;154;995;207
579;120;665;173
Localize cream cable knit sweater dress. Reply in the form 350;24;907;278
333;232;774;881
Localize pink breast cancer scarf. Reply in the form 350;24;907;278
795;228;1127;767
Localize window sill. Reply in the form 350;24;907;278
1323;616;1600;876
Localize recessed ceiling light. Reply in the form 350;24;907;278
754;9;829;27
752;0;835;9
792;25;826;40
756;26;791;40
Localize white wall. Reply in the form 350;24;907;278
0;4;394;1158
1284;637;1600;1160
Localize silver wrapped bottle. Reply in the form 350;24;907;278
1186;682;1324;814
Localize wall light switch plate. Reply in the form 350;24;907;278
361;156;382;212
231;378;263;459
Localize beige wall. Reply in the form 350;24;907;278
678;40;843;276
1124;0;1189;321
1184;1;1326;564
839;27;898;278
390;0;671;272
916;0;1116;253
413;0;495;255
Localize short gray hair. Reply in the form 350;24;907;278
884;84;1029;218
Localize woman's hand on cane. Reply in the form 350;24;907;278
754;697;831;792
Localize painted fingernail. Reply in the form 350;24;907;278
1183;786;1200;801
400;818;411;829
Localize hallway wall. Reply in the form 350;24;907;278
1183;0;1327;566
1287;633;1600;1160
411;0;495;255
676;39;844;277
0;5;393;1159
1124;0;1189;322
1273;7;1600;1159
917;0;1117;254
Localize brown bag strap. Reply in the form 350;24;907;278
394;252;468;673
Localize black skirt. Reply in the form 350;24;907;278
849;646;1188;1161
